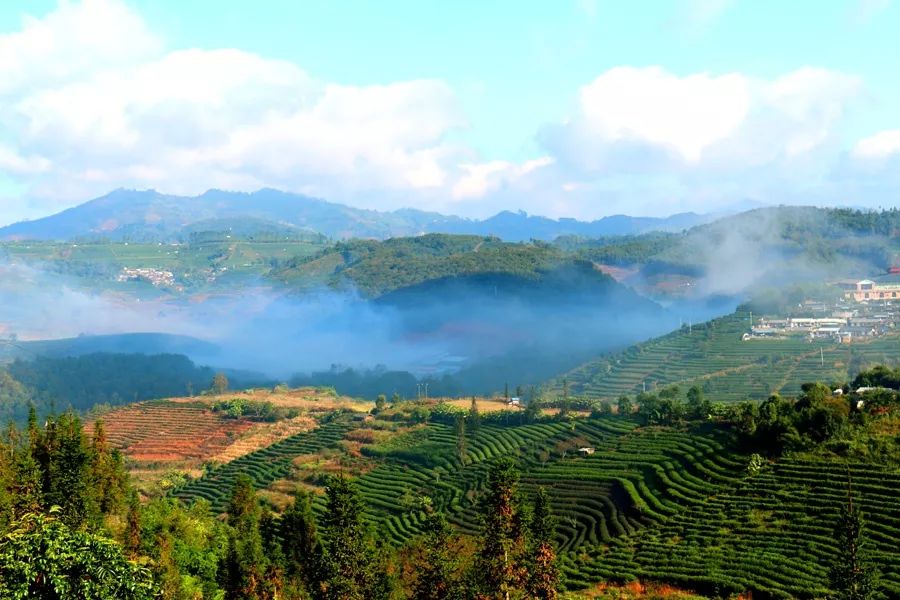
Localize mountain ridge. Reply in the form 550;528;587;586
0;188;715;242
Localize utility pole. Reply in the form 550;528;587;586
821;347;824;367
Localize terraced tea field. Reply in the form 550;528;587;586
173;420;353;512
351;420;746;551
563;458;900;599
164;404;899;598
560;311;900;401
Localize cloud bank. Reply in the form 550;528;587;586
0;0;898;223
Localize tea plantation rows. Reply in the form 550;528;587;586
561;311;900;401
172;420;351;512
562;457;900;599
349;418;747;554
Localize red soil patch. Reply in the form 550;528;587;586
86;403;253;463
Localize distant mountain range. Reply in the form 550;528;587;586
0;188;715;242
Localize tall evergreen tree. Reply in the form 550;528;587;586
473;458;525;599
35;413;92;527
124;488;142;560
412;510;458;600
320;474;391;600
282;491;321;592
829;483;877;600
469;397;481;434
90;419;127;516
526;488;560;600
455;415;467;465
221;474;268;599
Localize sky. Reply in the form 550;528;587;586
0;0;899;225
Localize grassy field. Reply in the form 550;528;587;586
557;311;900;402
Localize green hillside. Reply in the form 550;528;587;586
556;310;900;402
273;234;575;297
559;207;900;297
0;235;329;293
169;377;900;598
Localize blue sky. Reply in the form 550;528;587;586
0;0;898;224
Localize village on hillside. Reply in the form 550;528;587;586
743;270;900;342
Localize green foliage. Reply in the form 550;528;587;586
0;353;229;424
829;493;878;600
411;511;460;600
853;365;900;390
471;458;526;598
211;398;299;421
281;491;321;593
319;474;393;599
526;488;561;600
140;497;228;600
0;510;157;599
221;475;270;599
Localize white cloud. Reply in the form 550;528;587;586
1;0;525;218
452;157;553;199
540;66;860;175
0;0;159;95
853;129;900;160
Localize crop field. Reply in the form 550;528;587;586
161;400;900;598
85;401;254;462
563;457;900;599
351;418;900;598
173;420;353;512
349;419;746;550
561;311;900;402
87;388;366;481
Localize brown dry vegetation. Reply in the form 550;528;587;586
441;396;523;412
571;581;713;600
170;386;372;413
86;387;372;490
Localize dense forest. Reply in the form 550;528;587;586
0;353;264;424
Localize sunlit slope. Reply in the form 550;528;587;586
170;413;900;598
557;311;900;401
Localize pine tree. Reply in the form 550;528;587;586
413;510;458;600
526;488;560;599
38;413;92;527
473;458;524;599
829;482;877;600
221;474;268;599
469;397;481;434
90;419;127;516
281;491;321;592
455;415;467;465
559;380;570;419
320;474;388;600
125;489;142;560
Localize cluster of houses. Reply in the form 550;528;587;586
836;273;900;302
743;272;900;343
743;312;897;342
116;267;180;290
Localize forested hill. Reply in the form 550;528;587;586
557;206;900;296
274;234;577;297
